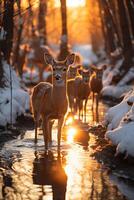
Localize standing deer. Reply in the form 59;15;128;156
75;69;90;122
90;66;104;110
67;52;82;79
67;65;78;79
31;53;75;150
67;65;81;113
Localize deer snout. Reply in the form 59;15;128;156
83;78;89;83
55;74;62;81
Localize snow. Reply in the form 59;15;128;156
22;68;51;84
101;85;132;99
22;68;39;84
101;58;134;99
2;61;21;89
72;44;98;66
105;89;134;157
110;174;134;200
117;67;134;86
104;89;134;129
0;61;30;126
0;27;6;40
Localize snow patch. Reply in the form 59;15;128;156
105;89;134;157
0;61;30;126
72;44;98;66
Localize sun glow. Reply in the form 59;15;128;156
55;0;86;8
67;127;77;142
66;116;73;125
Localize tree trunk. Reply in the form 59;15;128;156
126;0;134;38
57;0;70;61
100;0;116;56
1;0;14;63
117;0;133;66
0;52;4;88
111;0;133;84
38;0;47;45
13;0;24;75
28;0;35;37
97;0;107;52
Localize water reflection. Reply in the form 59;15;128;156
0;101;129;200
32;151;67;200
86;99;108;125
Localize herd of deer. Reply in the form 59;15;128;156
31;52;105;150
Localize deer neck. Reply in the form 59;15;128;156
52;78;67;105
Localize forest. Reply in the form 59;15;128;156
0;0;134;199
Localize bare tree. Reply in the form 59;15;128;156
117;0;133;71
13;0;24;74
1;0;14;63
38;0;48;45
125;0;134;38
57;0;70;61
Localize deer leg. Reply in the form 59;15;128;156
76;98;79;117
78;100;81;120
72;98;75;114
96;93;99;111
74;98;77;114
34;120;38;144
42;118;49;150
34;112;40;144
96;106;99;123
81;101;84;121
84;99;88;123
48;120;54;143
58;117;64;150
92;92;95;110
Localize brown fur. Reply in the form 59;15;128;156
75;70;90;122
67;78;77;113
31;53;75;150
90;67;103;110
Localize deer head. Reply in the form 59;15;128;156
68;64;81;79
44;53;75;86
78;68;90;84
95;68;103;80
90;65;104;80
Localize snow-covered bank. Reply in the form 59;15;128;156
72;44;98;66
105;89;134;157
101;58;134;99
22;68;51;84
0;61;30;126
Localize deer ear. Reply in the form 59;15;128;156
76;64;82;69
65;53;75;66
78;69;83;75
44;53;55;66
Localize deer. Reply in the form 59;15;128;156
67;64;82;113
75;68;91;122
90;65;104;110
31;53;75;150
67;52;82;79
67;65;78;80
45;52;82;84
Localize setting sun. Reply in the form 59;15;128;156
67;127;77;142
66;116;73;125
55;0;86;8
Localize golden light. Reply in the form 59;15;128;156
55;0;86;8
67;127;77;142
66;116;73;125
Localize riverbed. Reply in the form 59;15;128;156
0;99;134;200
